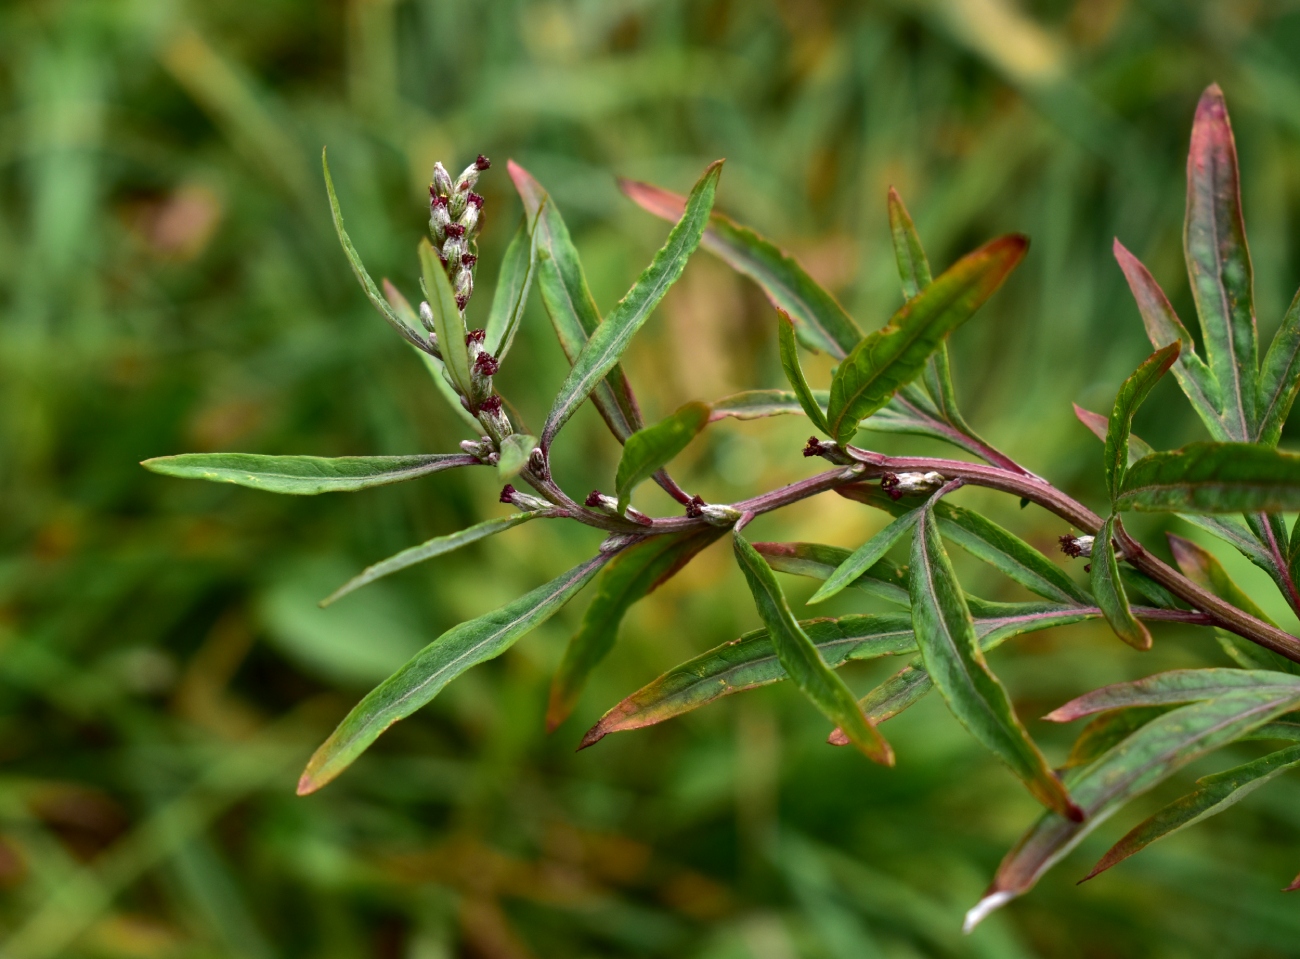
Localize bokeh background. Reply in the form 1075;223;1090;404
6;1;1300;956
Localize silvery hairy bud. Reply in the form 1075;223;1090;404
459;436;495;461
418;300;436;333
583;490;652;525
1059;534;1095;559
432;162;454;197
499;484;551;512
429;194;450;240
880;471;946;500
698;503;743;526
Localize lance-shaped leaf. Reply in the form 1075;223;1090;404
826;235;1027;444
1184;84;1258;441
732;531;893;764
1114;240;1224;438
507;162;642;441
1083;742;1300;882
385;280;483;434
497;433;535;481
485;207;543;360
1061;706;1174;770
1104;343;1181;500
709;389;829;421
1257;289;1300;446
753;541;910;607
808;509;922;605
778;310;832;434
909;503;1081;820
321;512;542;607
615;402;709;514
619;177;861;357
547;528;723;731
322;149;427;352
419;238;471;397
142;452;478;495
1091;516;1151;650
838;483;1091;606
1118;442;1300;513
298;552;609;794
965;688;1300;930
1044;668;1300;722
861;392;1009;465
541;161;723;449
1073;403;1155;462
888;186;932;299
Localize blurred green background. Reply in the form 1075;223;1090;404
5;0;1300;956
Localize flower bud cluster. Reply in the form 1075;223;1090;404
429;155;490;313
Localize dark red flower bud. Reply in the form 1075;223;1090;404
445;222;466;238
475;154;491;171
474;352;499;376
880;473;903;501
431;193;448;208
499;484;516;504
802;436;822;458
585;490;604;507
461;253;478;267
1059;534;1084;558
456;294;469;311
438;253;448;268
685;494;706;518
467;192;484;208
481;394;502;414
466;329;486;343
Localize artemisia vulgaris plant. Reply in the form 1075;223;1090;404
145;86;1300;928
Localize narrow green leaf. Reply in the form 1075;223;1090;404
1104;343;1181;500
808;509;921;605
1091;516;1151;650
1084;743;1300;881
142;452;477;495
1118;442;1300;513
322;149;427;351
497;433;536;481
1257;288;1300;446
614;402;709;514
619;177;861;357
1073;403;1155;462
418;238;471;397
708;389;829;421
910;504;1081;820
485;207;543;360
298;552;609;794
887;186;932;299
777;310;831;434
1114;239;1225;438
838;483;1092;606
1044;668;1300;722
1061;706;1174;770
733;531;893;764
541;161;723;449
861;393;1006;464
1166;533;1279;627
965;689;1300;930
1184;84;1258;440
321;512;541;607
752;541;911;607
547;528;722;731
827;235;1027;444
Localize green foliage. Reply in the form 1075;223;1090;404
142;452;478;494
614;402;709;514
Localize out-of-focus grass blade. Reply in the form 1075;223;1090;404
486;206;544;360
909;505;1080;820
965;689;1300;931
298;553;609;794
321;512;541;607
614;402;709;514
1184;85;1258;441
1083;743;1300;882
1114;239;1225;438
808;509;921;605
753;541;910;607
733;531;893;764
838;483;1091;605
419;238;471;397
777;310;831;434
1091;516;1152;650
1118;442;1300;513
541;161;722;449
1045;668;1300;721
826;235;1027;444
709;389;829;421
618;177;861;357
1104;343;1181;500
1073;403;1155;462
497;433;535;481
142;452;478;494
1257;289;1300;446
548;528;722;731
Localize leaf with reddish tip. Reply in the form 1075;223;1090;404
298;553;609;794
1083;743;1300;882
1113;239;1224;438
1104;343;1181;501
542;161;722;448
1287;872;1300;893
708;389;829;421
965;688;1300;931
753;540;911;607
733;531;893;764
1044;668;1300;722
1118;442;1300;513
1184;84;1258;441
1073;403;1154;462
618;177;861;357
826;235;1027;444
1258;288;1300;446
547;528;723;731
777;310;832;434
910;503;1080;820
